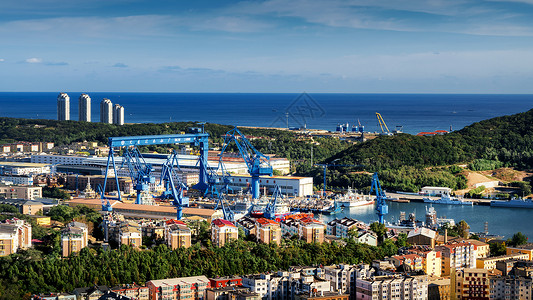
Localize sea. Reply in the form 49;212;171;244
1;92;533;238
1;92;533;134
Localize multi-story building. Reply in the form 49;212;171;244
146;275;211;300
0;184;42;201
323;264;357;296
353;230;378;246
227;174;312;197
31;154;88;165
355;274;428;300
165;220;192;249
118;222;142;248
78;93;91;122
211;219;239;247
110;284;149;300
237;217;257;237
100;98;113;124
255;218;281;245
435;242;476;276
453;268;489;300
0;142;54;153
209;277;243;288
0;199;44;215
389;254;424;273
477;253;529;270
506;244;533;260
428;277;450;300
326;217;367;239
467;239;490;259
61;221;88;257
0;218;32;256
298;218;325;243
406;228;438;248
0;174;34;185
489;276;532;300
57;92;70;121
0;162;51;175
113;104;125;125
403;247;442;277
206;286;253;300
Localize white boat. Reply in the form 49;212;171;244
491;197;533;208
423;192;472;205
336;188;375;207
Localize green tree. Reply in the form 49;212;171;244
490;242;507;256
456;220;470;239
510;232;528;246
369;222;387;244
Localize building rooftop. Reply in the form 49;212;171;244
507;243;533;250
407;227;437;240
213;219;237;228
149;275;210;287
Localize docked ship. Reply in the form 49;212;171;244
423;192;473;205
490;198;533;208
336;188;375;207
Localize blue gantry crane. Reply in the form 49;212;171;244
370;172;389;224
159;150;189;220
218;127;272;199
204;157;233;198
264;185;283;220
121;147;156;205
215;193;235;222
100;131;210;205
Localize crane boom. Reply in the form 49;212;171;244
370;172;389;224
219;127;272;199
160;150;189;220
375;112;390;134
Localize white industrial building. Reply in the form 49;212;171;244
0;175;34;185
228;174;313;197
0;162;51;176
31;154;88;165
420;186;452;196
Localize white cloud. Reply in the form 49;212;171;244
0;58;4;62
25;57;42;63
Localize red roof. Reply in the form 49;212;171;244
256;218;279;226
165;219;187;226
435;130;449;133
212;219;236;227
416;132;437;136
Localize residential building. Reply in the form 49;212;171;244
61;221;88;257
255;218;281;245
323;264;356;296
118;222;142;248
33;293;76;300
477;253;529;270
211;219;239;247
165;220;192;249
295;292;348;300
110;284;149;300
435;242;476;276
100;98;113;124
79;93;91;122
146;275;211;300
0;198;44;215
236;217;256;237
404;247;442;277
206;286;252;300
507;244;533;260
355;274;428;300
406;227;438;248
57;92;70;121
353;230;378;247
298;218;325;243
0;174;34;185
209;277;243;288
113;104;125;125
428;277;450;300
0;185;42;201
0;218;32;256
72;285;110;300
453;268;489;300
390;254;424;272
489;276;532;300
466;239;490;259
326;217;367;239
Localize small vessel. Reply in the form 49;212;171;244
336;188;375;207
320;200;342;215
423;192;473;205
491;198;533;208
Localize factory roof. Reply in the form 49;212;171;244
0;162;50;168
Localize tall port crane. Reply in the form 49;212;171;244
204;158;233;198
370;172;388;224
264;185;283;220
375;112;391;135
121;147;156;205
160;150;189;220
315;161;361;198
215;193;235;222
97;184;113;212
219;127;273;199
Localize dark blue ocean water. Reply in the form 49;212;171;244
1;92;533;134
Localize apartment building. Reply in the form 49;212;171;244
110;284;149;300
477;253;529;270
454;268;489;300
298;218;325;243
0;184;42;201
165;220;192;249
323;264;357;296
404;247;442;277
119;222;142;248
467;239;490;259
0;218;32;256
355;275;428;300
61;221;88;257
435;242;476;276
147;276;210;300
389;254;424;273
489;276;532;300
255;218;281;246
507;244;533;260
211;219;239;247
326;217;367;239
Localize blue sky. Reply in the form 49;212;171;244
1;0;533;93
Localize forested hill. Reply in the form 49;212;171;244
332;108;533;170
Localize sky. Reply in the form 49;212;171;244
1;0;533;93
